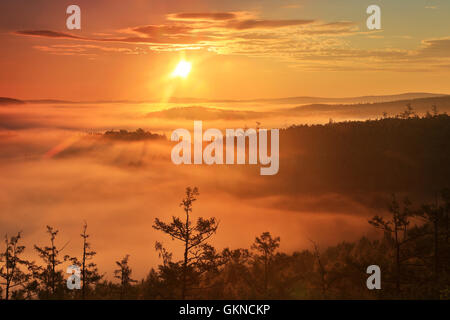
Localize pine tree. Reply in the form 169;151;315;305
153;187;219;299
114;254;137;299
251;232;280;297
369;195;411;293
67;222;102;299
33;226;69;299
0;233;31;300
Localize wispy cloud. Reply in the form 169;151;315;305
168;12;240;21
13;11;450;71
32;44;142;56
15;30;83;39
281;4;302;9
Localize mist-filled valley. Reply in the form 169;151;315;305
1;96;449;287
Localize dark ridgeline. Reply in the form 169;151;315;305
1;108;450;300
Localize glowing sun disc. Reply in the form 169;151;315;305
172;60;192;78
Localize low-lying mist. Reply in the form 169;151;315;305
1;99;448;279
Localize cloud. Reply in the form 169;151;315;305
281;4;302;9
168;12;239;21
129;25;194;36
33;44;142;56
419;38;450;57
226;19;314;30
12;12;450;71
15;30;83;39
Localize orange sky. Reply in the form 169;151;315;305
1;0;449;100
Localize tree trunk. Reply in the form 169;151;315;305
434;217;439;283
82;238;86;300
394;228;400;293
51;237;56;296
264;255;268;296
446;209;448;243
5;246;9;300
182;208;189;300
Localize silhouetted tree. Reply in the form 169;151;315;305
0;233;31;300
153;187;219;299
369;195;411;292
155;241;172;267
251;232;280;296
414;189;450;295
432;104;439;117
33;226;69;299
114;254;136;299
442;188;450;243
67;222;102;299
219;248;253;298
399;103;417;119
308;239;328;297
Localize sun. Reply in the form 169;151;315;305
171;60;192;78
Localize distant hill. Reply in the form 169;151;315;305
0;97;72;105
146;106;270;120
250;92;448;105
145;96;450;122
0;97;25;105
1;92;447;106
286;96;450;119
169;93;448;105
